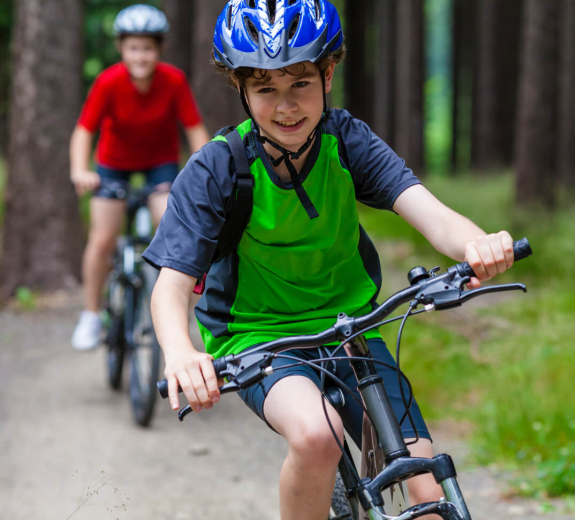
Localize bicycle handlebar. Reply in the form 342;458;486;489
158;238;532;401
453;237;532;279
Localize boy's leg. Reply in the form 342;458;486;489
82;197;126;312
263;375;344;520
148;185;170;226
146;163;178;226
405;438;442;520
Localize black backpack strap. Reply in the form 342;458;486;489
212;129;253;262
214;125;236;138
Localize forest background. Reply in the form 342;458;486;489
0;0;574;507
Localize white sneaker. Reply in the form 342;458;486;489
72;311;102;351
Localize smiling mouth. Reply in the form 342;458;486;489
275;118;304;127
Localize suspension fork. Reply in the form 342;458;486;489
346;336;410;463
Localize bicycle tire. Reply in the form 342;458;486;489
103;251;126;390
106;314;125;390
128;263;161;427
329;470;355;519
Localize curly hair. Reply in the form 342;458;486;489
212;46;346;90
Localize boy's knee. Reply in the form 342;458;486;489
288;419;343;464
88;232;116;256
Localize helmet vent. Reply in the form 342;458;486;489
288;13;300;42
267;0;277;24
226;5;233;30
288;0;298;5
314;0;322;20
246;0;256;8
244;17;259;45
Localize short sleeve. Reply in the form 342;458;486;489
142;140;235;278
78;73;109;132
329;110;421;211
175;73;202;128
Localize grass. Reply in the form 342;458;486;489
359;172;575;498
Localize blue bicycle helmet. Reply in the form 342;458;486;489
213;0;343;70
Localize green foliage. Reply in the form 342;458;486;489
15;286;37;310
360;173;575;498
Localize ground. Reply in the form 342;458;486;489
1;291;573;520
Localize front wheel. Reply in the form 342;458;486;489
329;470;355;519
128;263;161;427
103;260;126;390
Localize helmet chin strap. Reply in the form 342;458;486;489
239;72;331;220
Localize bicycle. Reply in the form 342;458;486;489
103;183;162;427
158;238;532;519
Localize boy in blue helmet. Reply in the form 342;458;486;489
143;1;515;518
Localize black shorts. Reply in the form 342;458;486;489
93;163;179;200
237;338;431;448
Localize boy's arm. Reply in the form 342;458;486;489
151;267;220;412
69;126;100;196
185;123;211;154
392;184;514;288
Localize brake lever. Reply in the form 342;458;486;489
177;380;242;421
176;353;275;421
459;283;527;304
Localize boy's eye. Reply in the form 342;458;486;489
293;81;309;88
257;87;275;93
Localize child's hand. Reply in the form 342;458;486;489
464;231;514;288
164;348;222;412
70;170;100;196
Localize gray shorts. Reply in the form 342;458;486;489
237;338;431;448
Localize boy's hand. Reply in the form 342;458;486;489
164;348;221;412
71;170;100;196
464;231;514;289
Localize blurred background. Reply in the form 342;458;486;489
0;0;574;513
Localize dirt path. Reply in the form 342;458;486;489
1;292;573;520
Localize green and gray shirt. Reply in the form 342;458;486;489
143;109;420;358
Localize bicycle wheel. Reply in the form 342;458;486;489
329;470;355;519
103;259;126;390
359;414;409;517
128;263;161;427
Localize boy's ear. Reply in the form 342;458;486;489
323;63;336;94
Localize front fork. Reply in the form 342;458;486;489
345;336;472;520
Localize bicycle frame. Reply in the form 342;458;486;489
158;238;533;519
327;334;471;520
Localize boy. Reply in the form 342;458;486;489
143;1;514;518
70;4;210;350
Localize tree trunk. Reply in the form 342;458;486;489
451;0;476;173
373;0;396;145
189;0;245;135
344;0;376;127
1;0;84;300
163;0;193;79
471;0;523;171
395;0;425;174
558;0;575;188
515;0;560;208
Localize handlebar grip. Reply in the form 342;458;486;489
456;238;532;278
157;356;229;399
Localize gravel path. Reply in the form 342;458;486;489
1;291;572;520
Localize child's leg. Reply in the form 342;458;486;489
263;375;344;520
405;438;442;520
83;197;126;312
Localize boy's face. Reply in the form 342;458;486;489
243;61;335;150
119;36;161;80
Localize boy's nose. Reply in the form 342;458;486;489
276;96;298;113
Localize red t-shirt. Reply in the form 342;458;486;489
78;62;202;170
